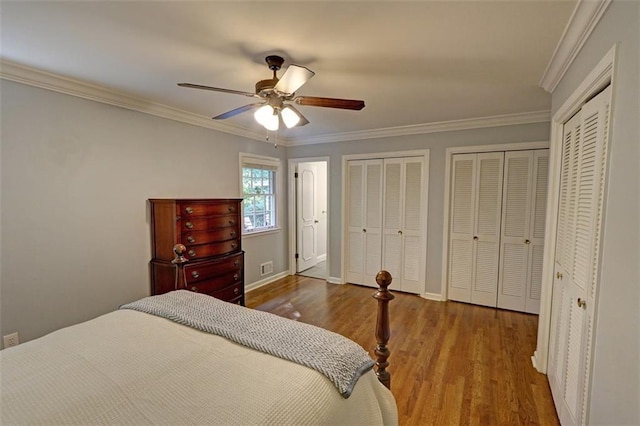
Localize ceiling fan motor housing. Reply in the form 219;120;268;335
255;78;279;95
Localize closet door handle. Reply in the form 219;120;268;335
525;239;531;245
398;230;403;235
556;272;563;280
363;229;367;233
577;298;586;309
473;236;478;241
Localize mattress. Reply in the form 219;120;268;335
0;308;397;425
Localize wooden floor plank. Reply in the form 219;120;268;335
246;275;559;425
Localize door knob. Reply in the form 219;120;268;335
525;239;531;245
577;298;586;309
398;230;403;235
473;236;478;241
314;220;319;224
556;272;563;279
363;229;367;233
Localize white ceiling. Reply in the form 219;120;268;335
1;1;576;143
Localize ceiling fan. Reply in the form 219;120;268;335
178;55;365;131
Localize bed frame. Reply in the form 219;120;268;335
171;244;394;389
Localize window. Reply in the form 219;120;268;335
241;154;280;234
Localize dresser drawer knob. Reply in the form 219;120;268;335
185;207;194;214
191;271;200;279
231;242;238;249
233;287;239;295
188;249;197;257
190;287;199;293
234;260;240;268
230;231;236;237
234;273;240;281
229;219;235;225
187;236;196;243
228;206;235;212
186;222;194;229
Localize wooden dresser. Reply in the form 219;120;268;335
149;198;244;305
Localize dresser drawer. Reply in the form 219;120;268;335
177;202;239;218
185;240;240;260
188;281;244;301
183;254;243;284
181;215;238;231
186;271;243;294
182;227;239;245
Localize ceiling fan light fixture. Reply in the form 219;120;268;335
281;106;301;128
254;104;279;131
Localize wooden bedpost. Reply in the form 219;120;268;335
172;244;188;290
373;270;394;389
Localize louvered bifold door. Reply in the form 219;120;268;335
470;153;505;307
498;151;534;311
382;157;425;294
525;150;549;314
497;150;549;313
548;85;612;426
448;152;503;305
400;158;425;294
346;160;383;287
448;154;477;303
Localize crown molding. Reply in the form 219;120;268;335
0;59;274;143
2;59;549;147
288;110;551;146
539;0;612;93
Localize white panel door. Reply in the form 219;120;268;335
296;163;318;272
382;157;425;294
548;86;611;426
448;152;504;306
346;160;383;287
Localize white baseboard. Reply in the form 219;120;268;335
317;253;327;262
245;271;290;293
421;292;444;301
327;276;343;285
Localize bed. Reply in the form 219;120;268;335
0;245;397;425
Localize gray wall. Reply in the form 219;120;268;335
287;122;550;294
0;80;288;343
550;1;639;423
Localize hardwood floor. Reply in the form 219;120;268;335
246;274;559;426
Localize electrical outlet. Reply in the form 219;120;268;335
3;332;19;348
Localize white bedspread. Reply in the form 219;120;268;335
0;309;397;425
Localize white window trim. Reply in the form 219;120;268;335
239;153;281;236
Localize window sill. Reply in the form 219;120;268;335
242;227;282;239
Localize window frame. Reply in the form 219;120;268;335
240;153;280;236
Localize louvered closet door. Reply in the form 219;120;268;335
497;150;549;313
382;157;424;294
548;86;611;426
346;160;383;286
448;152;504;306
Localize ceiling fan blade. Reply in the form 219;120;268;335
274;65;315;95
286;105;310;127
178;83;259;98
213;103;263;120
294;96;365;110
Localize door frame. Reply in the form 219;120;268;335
532;45;616;377
288;156;330;278
440;141;550;302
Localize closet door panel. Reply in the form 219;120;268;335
346;160;383;287
448;154;476;302
498;151;533;311
525;150;549;314
400;158;425;294
471;153;504;307
346;162;365;281
382;159;403;284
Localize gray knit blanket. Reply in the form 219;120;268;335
120;290;374;398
